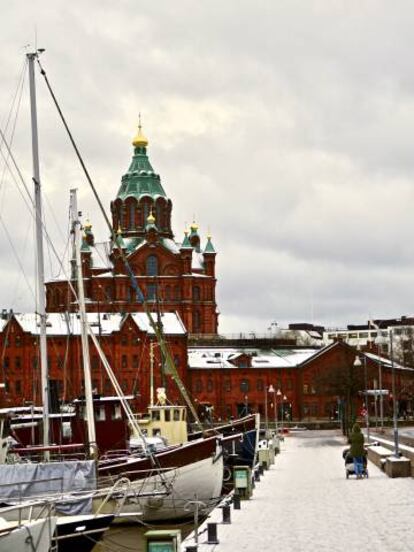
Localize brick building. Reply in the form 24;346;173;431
45;125;219;335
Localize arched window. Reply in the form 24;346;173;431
156;202;163;229
146;255;158;276
129;203;135;229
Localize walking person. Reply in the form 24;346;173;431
349;423;365;478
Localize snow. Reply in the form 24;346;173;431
12;311;186;336
183;431;414;551
188;348;317;369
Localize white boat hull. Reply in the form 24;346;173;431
95;452;224;522
0;517;56;552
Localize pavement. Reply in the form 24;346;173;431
182;430;414;551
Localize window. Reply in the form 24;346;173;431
174;355;180;367
3;357;9;370
193;311;201;332
15;335;21;347
174;286;181;300
173;409;181;421
240;379;250;393
15;357;21;370
224;379;231;392
146;284;157;301
121;334;128;346
112;405;122;420
121;355;128;369
156;202;163;228
129;203;135;229
303;384;309;394
193;286;201;301
194;379;202;393
146;255;158;276
95;407;106;421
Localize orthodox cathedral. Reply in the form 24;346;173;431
45;125;219;336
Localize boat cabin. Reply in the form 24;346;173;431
136;405;188;445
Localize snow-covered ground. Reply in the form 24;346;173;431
183;430;414;551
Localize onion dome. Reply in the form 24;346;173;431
145;210;157;232
132;122;148;148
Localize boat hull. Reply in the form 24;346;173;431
0;517;56;552
96;436;223;522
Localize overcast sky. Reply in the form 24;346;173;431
2;1;414;334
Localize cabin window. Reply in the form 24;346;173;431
173;409;181;421
112;405;122;420
152;410;161;421
146;255;158;276
95;407;106;421
164;410;171;422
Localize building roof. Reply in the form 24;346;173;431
188;347;317;369
11;311;186;337
116;136;167;201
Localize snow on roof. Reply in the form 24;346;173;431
130;312;187;335
364;352;414;372
188;348;317;369
161;238;181;254
191;252;204;270
12;311;186;336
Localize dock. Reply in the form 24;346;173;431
182;430;414;551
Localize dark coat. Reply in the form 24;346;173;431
349;424;365;457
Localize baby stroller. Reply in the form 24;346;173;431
343;448;368;479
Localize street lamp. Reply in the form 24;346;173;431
276;388;282;433
374;333;386;431
266;384;275;433
281;395;287;432
354;354;370;444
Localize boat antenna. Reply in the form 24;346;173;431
36;58;203;429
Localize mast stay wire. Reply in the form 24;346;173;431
36;56;203;430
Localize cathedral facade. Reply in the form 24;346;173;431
45;126;219;336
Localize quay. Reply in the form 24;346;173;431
182;430;414;551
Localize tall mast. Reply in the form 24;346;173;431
70;189;97;458
27;51;49;458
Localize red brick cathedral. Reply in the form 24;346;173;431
45;125;219;335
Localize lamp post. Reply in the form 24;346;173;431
354;354;370;444
266;384;274;433
276;388;282;433
374;331;385;431
389;329;399;457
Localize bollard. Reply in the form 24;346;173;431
233;494;241;510
254;469;260;482
222;503;231;524
258;464;264;476
207;523;219;545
